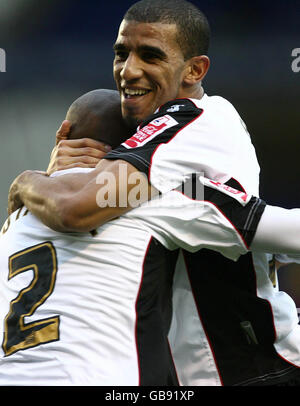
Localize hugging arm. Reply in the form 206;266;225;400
251;205;300;255
8;159;156;232
7;104;300;256
7;163;300;259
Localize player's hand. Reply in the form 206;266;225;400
47;120;112;175
7;176;23;215
7;170;47;215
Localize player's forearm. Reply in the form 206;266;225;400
8;170;86;232
10;170;116;233
251;205;300;254
8;161;152;233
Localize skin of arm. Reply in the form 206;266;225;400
9;160;300;258
8;159;156;233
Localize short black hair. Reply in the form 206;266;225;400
66;89;133;149
124;0;210;60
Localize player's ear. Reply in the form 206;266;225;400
56;120;72;145
183;55;210;86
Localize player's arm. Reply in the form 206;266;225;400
138;178;300;261
180;202;300;258
251;205;300;255
8;159;156;232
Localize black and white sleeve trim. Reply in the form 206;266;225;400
174;174;266;249
104;99;203;178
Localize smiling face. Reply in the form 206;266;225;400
113;20;188;127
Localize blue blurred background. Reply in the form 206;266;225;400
0;0;299;302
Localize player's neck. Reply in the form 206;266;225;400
178;85;204;101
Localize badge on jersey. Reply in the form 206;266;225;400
122;115;178;149
201;177;251;206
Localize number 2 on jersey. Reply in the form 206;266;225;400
2;242;60;356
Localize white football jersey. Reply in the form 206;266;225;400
106;94;260;195
106;95;300;386
0;171;264;386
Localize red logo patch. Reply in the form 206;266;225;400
123;115;178;149
209;181;248;202
201;178;251;206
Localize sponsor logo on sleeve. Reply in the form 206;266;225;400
201;177;251;206
122;115;178;149
166;104;185;113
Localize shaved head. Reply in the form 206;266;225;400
65;89;133;149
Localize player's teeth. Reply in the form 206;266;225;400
125;89;148;96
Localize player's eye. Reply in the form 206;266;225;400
142;52;160;62
140;47;167;63
114;51;128;61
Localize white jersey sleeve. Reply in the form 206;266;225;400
274;254;300;264
15;168;265;262
251;206;300;256
126;174;266;261
105;95;260;195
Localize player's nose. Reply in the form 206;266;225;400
119;53;143;83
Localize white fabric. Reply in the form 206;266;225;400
168;251;222;386
252;206;300;255
0;170;254;385
149;95;260;196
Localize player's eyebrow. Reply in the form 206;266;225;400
113;43;127;52
113;43;167;60
138;45;167;60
